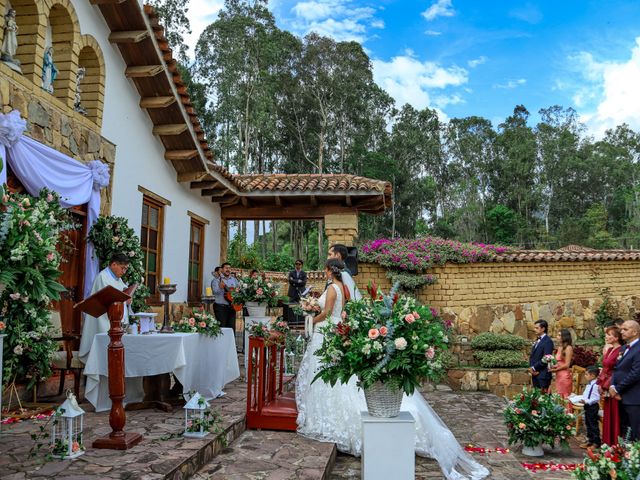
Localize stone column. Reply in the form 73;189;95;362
324;213;358;246
220;219;228;261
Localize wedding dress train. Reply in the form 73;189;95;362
295;284;489;480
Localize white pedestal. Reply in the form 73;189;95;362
244;316;271;374
361;411;415;480
0;334;4;430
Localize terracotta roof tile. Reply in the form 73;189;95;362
232;173;390;195
490;249;640;263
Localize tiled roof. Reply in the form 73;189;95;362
233;174;390;195
492;250;640;262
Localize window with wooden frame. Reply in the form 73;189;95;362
188;218;205;303
141;196;164;302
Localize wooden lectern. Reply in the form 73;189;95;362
74;285;143;450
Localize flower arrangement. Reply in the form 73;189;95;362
246;318;291;346
572;346;599;368
292;294;321;316
0;188;75;389
313;282;451;395
232;276;280;307
503;387;575;449
87;215;150;312
52;437;84;457
542;354;558;366
172;309;221;338
184;394;222;434
572;441;640;480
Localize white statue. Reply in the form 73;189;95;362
41;46;58;94
74;66;87;115
1;9;21;73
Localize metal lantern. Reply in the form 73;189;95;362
183;392;210;438
52;391;85;459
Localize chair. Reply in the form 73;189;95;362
49;311;84;399
571;365;586;435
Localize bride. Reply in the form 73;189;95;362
296;259;489;480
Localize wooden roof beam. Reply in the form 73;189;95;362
202;188;229;197
125;65;164;78
345;195;352;207
275;195;282;207
153;124;188;136
109;31;150;44
140;96;176;109
241;197;250;207
164;150;199;161
190;181;217;189
176;171;208;183
310;195;318;207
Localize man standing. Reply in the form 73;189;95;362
79;253;132;363
288;259;307;302
212;262;239;332
327;244;362;300
610;320;640;441
529;320;554;392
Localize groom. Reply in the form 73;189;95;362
529;320;554;392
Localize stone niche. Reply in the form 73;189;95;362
0;64;115;214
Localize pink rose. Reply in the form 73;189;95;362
277;321;286;327
199;321;206;328
394;337;407;350
341;311;347;319
379;326;388;336
179;319;185;324
425;346;435;359
531;410;538;416
404;314;415;324
368;328;380;340
256;288;264;295
188;318;196;326
46;252;55;262
412;311;420;319
46;193;54;202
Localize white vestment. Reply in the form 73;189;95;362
78;267;129;363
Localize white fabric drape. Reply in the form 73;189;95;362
0;110;109;297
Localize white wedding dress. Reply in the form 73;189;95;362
296;284;489;480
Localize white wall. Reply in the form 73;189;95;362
72;0;221;301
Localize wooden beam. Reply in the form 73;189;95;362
164;150;198;161
212;195;237;204
202;188;229;197
152;124;188;136
310;195;318;207
140;96;176;109
176;171;207;183
125;65;164;78
109;31;150;44
275;195;282;207
190;181;217;189
345;195;352;207
222;204;355;220
90;0;125;4
241;197;250;207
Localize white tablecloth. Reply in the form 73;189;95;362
84;329;239;412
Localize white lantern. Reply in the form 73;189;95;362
51;392;85;459
183;392;210;438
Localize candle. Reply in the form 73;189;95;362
163;277;171;284
205;287;213;296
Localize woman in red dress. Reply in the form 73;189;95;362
598;324;622;446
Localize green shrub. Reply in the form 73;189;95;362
470;332;529;351
474;349;527;368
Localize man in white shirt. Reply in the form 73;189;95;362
78;253;131;363
580;365;601;448
327;244;362;301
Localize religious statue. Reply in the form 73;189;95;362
1;9;22;73
41;46;58;94
74;66;87;115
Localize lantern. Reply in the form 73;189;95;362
183;392;210;438
51;391;85;459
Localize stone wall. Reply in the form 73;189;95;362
355;261;640;341
0;63;115;214
447;367;532;398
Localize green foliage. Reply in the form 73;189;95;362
474;350;528;368
87;216;150;312
227;233;262;270
470;332;530;351
262;251;295;272
385;271;436;293
0;189;75;388
486;205;519;245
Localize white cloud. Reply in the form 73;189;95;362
570;38;640;136
509;3;543;24
372;53;468;112
422;0;455;22
292;1;335;21
371;20;385;29
424;29;442;36
494;78;526;89
184;0;224;58
467;55;487;68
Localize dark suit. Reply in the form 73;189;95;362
287;269;307;302
613;339;640;440
529;334;554;389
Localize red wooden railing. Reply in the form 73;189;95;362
246;336;297;431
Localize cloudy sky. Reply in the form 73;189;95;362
185;0;640;136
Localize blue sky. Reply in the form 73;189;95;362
186;0;640;136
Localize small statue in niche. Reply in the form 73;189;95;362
1;9;22;73
74;66;87;115
41;46;58;94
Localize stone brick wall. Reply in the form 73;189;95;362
447;367;532;398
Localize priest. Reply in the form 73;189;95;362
78;252;131;363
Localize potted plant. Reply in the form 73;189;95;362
313;282;451;417
233;276;280;316
503;387;575;456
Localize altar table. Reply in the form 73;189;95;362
84;329;239;412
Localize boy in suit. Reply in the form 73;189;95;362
580;366;601;449
610;320;640;441
529;320;554;392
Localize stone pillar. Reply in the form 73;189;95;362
324;213;358;246
220;219;228;261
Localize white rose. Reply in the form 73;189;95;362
14;345;23;355
394;337;408;350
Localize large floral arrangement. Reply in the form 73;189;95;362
172;309;221;337
503;387;575;448
314;282;451;395
0;187;75;388
87;216;150;312
246;318;291;346
573;442;640;480
232;276;280;307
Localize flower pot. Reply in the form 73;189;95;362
363;381;403;418
522;443;544;457
246;302;267;317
